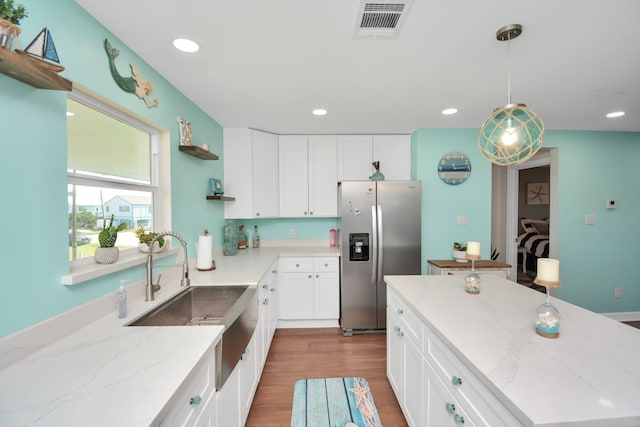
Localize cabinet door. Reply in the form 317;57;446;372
387;308;403;399
215;364;241;427
239;333;258;425
424;360;475;427
252;130;279;218
279;272;314;319
308;135;338;217
278;135;309;217
224;128;253;219
313;272;339;319
337;135;372;181
403;337;423;427
373;135;410;180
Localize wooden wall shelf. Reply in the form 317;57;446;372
179;145;219;160
0;47;72;91
206;195;235;201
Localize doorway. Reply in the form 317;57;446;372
494;148;558;287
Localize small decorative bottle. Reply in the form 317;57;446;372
252;225;260;248
238;225;248;249
223;220;238;256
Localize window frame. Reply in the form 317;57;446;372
67;88;165;268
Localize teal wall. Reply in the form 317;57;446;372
0;0;225;337
1;1;638;339
412;129;493;262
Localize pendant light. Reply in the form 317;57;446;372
478;24;544;166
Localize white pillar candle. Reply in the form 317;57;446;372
467;241;481;257
537;258;560;282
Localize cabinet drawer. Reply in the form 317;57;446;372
280;257;314;272
425;329;521;427
313;257;339;272
387;289;422;350
160;349;215;426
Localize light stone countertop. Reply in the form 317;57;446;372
0;245;338;426
385;274;640;427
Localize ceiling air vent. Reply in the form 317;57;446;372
355;0;412;39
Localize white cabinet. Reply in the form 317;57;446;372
224;128;279;219
256;261;278;370
215;361;241;427
278;135;338;217
338;134;410;181
239;333;258;426
387;292;424;427
159;345;216;427
278;256;339;325
387;287;523;427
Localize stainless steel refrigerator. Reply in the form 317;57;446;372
338;180;422;335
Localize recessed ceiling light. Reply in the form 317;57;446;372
173;38;199;53
606;111;625;118
313;109;327;116
442;108;458;115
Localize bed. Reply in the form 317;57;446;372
517;218;549;272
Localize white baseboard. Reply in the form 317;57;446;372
277;319;339;329
601;311;640;322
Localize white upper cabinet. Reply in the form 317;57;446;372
224;128;279;219
338;134;410;181
279;135;337;218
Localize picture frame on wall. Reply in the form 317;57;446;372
210;178;224;195
526;182;549;205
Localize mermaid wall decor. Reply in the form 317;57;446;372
104;39;158;108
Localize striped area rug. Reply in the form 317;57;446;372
291;377;383;427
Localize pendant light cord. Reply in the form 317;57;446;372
507;34;512;105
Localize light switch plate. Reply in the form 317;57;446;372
585;214;596;225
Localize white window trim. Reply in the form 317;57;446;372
63;86;172;285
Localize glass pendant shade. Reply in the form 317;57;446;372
478;103;544;165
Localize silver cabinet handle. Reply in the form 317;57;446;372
324;263;328;267
446;402;456;414
452;376;463;386
394;326;403;337
316;274;319;278
308;274;312;278
263;298;269;305
256;212;260;216
296;263;299;267
397;308;404;315
262;284;268;289
454;414;465;424
270;287;276;292
190;395;202;406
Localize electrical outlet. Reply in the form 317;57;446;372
290;228;297;238
615;288;622;299
606;200;617;209
457;215;468;225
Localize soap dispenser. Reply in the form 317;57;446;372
118;285;127;319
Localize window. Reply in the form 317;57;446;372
67;92;162;262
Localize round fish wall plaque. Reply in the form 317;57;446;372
438;152;471;185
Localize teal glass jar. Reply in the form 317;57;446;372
223;220;238;256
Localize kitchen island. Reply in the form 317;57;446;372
386;274;640;427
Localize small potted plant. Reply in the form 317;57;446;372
134;227;167;253
453;242;468;263
95;214;127;264
0;0;28;49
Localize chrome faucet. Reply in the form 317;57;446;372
146;231;190;301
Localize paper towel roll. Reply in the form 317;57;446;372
196;235;213;270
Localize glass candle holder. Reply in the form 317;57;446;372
465;258;481;294
535;286;561;338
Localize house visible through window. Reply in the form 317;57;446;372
67;93;160;262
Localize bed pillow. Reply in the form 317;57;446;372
521;218;549;235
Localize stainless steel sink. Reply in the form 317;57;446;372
127;285;258;390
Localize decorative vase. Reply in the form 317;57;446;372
0;18;20;50
137;240;168;253
453;250;468;263
223;220;238;256
95;247;120;264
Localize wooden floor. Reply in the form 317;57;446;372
245;328;408;427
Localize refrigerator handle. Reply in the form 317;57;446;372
377;205;383;284
371;205;378;284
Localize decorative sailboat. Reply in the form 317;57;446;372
16;28;65;73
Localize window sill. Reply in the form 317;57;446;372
62;248;178;286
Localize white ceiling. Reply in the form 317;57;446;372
75;0;640;135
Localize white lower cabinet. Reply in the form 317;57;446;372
239;333;258;425
215;361;241;427
278;256;339;323
387;306;423;427
387;287;523;427
159;346;216;427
